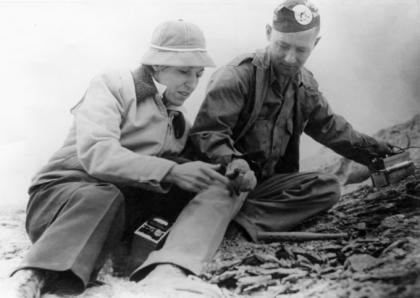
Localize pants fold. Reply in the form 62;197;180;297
235;171;341;241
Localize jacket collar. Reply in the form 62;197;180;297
131;66;187;114
131;66;158;102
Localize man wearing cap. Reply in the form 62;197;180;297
190;0;394;242
8;20;236;297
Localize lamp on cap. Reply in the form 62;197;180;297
273;0;320;33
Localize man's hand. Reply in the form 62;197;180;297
375;140;395;157
226;159;257;195
163;161;230;193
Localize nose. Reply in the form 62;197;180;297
185;73;198;91
283;50;297;65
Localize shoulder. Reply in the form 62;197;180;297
209;53;255;90
91;68;133;92
91;69;136;103
227;53;255;67
86;69;136;110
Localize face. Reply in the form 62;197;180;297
266;25;320;77
153;66;204;106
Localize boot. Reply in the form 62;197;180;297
137;264;224;298
7;269;45;298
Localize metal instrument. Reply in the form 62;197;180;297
370;151;415;187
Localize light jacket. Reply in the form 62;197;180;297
30;67;189;193
191;48;382;179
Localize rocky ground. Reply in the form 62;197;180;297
0;114;419;298
200;114;420;297
204;171;420;298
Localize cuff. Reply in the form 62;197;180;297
129;250;204;281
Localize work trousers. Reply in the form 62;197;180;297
132;171;340;278
16;175;244;293
16;171;339;293
235;171;341;241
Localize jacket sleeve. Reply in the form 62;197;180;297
190;66;249;165
304;91;385;167
73;72;176;192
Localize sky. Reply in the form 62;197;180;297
0;0;419;206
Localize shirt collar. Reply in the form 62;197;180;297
167;104;187;114
152;77;167;98
152;77;187;114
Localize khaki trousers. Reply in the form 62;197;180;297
17;171;339;293
130;171;340;279
235;172;341;241
17;176;243;293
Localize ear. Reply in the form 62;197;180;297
265;24;273;41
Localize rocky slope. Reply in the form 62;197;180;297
203;114;420;297
206;171;420;297
301;113;420;185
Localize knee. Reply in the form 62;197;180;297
317;173;341;206
26;183;125;242
192;184;246;214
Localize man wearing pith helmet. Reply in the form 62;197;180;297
191;0;394;241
